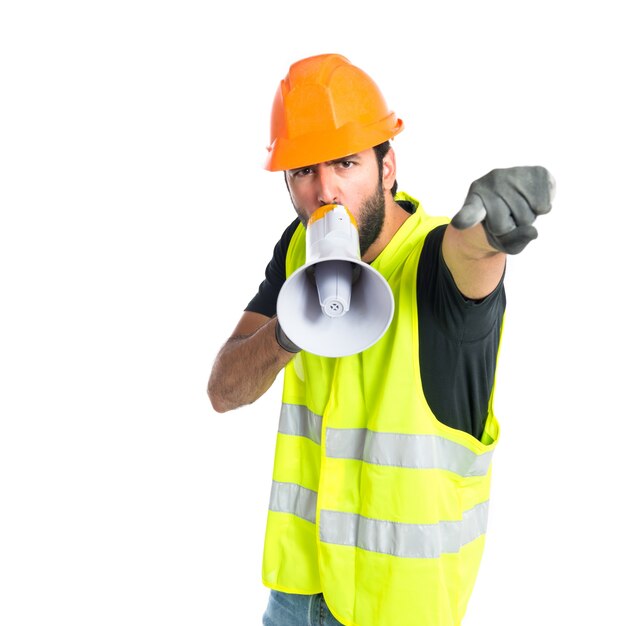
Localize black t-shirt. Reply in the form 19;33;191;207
245;203;506;440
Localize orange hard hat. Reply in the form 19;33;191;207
265;54;404;171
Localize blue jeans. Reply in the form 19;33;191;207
262;590;345;626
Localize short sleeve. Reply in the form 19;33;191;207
245;218;300;318
417;224;506;439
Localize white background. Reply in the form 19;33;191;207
1;1;624;624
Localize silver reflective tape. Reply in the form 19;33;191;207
279;404;322;445
319;500;489;559
326;428;493;477
269;481;317;524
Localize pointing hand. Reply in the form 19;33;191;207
451;166;555;254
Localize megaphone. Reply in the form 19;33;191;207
276;204;395;357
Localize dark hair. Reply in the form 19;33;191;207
373;141;398;197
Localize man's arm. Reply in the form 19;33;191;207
442;166;554;299
207;311;296;413
442;222;506;300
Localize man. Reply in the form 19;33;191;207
208;53;553;626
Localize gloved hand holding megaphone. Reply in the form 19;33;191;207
276;204;395;358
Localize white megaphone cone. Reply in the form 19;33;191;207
276;204;395;358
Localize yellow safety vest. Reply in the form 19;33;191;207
262;194;501;626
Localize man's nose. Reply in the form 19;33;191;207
317;167;341;206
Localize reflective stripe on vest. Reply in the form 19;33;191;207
319;501;489;559
269;481;317;524
326;428;493;477
268;478;489;558
279;403;322;445
279;403;493;478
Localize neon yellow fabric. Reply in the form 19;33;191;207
262;195;501;626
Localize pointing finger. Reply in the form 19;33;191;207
450;194;486;230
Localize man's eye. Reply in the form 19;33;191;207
294;168;313;177
339;161;355;168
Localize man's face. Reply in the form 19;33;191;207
285;148;387;257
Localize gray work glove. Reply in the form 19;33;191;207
451;166;556;254
275;319;301;353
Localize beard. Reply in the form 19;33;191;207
291;182;386;258
356;182;386;257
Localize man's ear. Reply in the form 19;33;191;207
381;146;397;192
